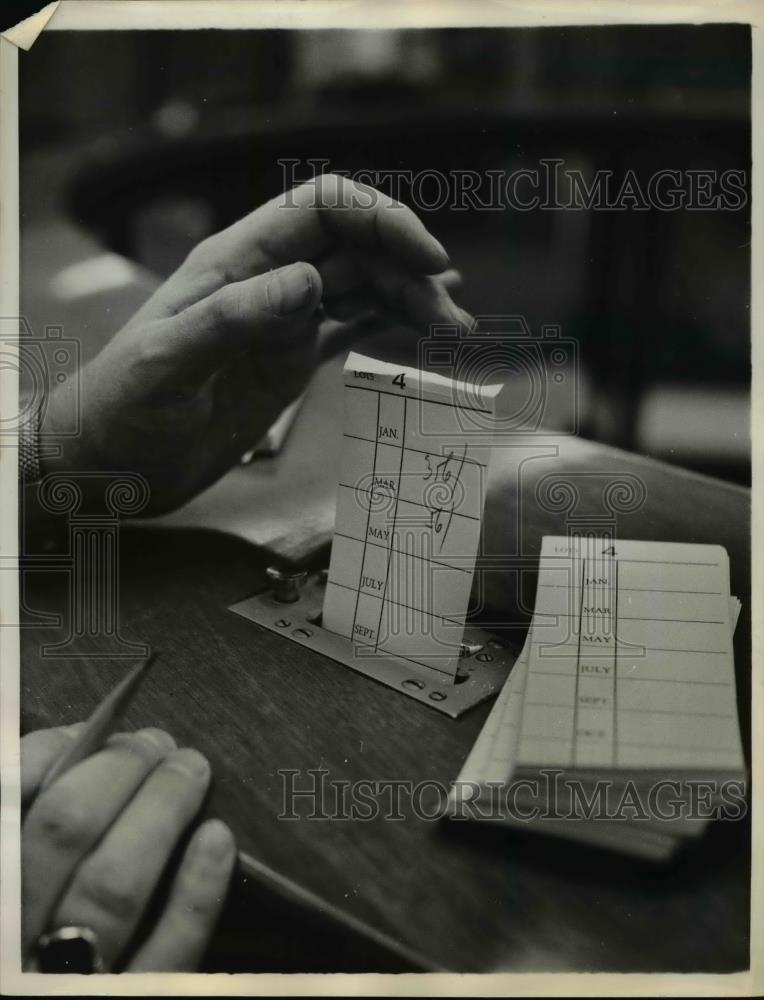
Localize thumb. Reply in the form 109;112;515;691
155;261;322;380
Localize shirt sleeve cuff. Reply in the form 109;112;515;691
18;398;42;484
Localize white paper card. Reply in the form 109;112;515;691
516;536;745;774
323;352;502;679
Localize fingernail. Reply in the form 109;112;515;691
165;747;211;780
136;727;177;753
266;263;314;316
431;237;450;267
447;296;473;330
196;819;235;861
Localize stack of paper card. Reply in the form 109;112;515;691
450;536;747;860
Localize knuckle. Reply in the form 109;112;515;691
75;855;141;923
161;902;214;956
212;283;248;328
309;171;335;191
177;868;229;923
163;747;211;782
183;239;235;291
134;323;176;366
185;890;220;921
208;261;238;291
30;789;93;852
178;869;224;921
311;172;344;205
184;235;216;270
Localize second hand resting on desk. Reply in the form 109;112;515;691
23;655;439;973
21;450;751;972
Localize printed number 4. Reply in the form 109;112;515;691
393;373;406;390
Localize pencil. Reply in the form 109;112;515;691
39;652;158;792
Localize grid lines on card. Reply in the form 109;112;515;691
324;359;499;679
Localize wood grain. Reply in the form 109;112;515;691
20;432;750;972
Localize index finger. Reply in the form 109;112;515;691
157;175;450;316
264;174;451;274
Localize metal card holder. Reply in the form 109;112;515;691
229;570;517;718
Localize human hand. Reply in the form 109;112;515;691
21;723;235;972
41;174;470;512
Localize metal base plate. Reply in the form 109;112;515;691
229;573;518;718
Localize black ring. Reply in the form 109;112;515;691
36;925;105;974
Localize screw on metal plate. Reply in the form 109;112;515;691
460;642;484;657
266;566;308;604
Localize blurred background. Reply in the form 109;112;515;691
19;25;751;483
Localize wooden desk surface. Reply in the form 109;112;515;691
20;359;751;973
